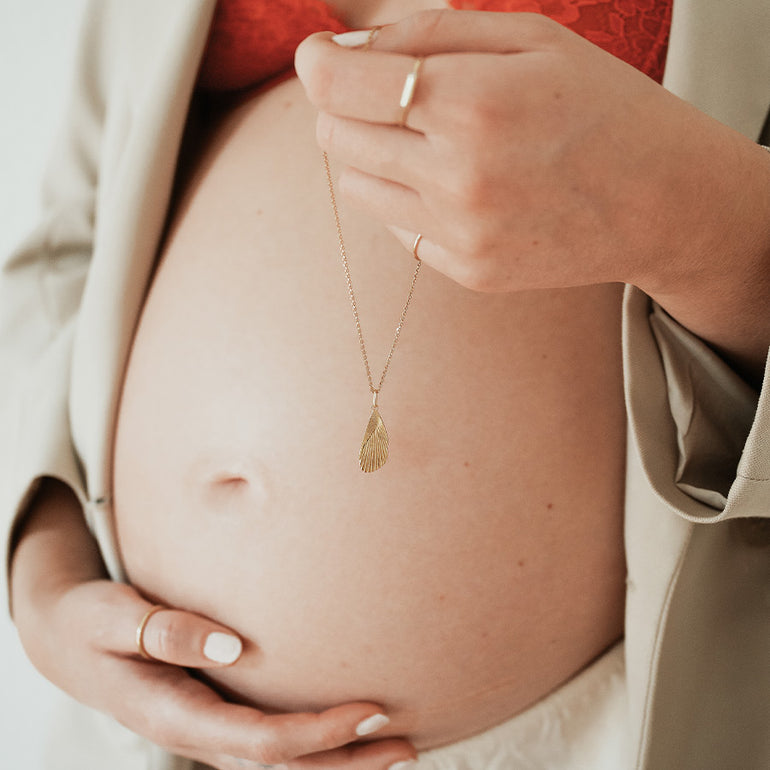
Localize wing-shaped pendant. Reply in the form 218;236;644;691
359;407;389;472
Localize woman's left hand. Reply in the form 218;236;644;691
296;10;770;293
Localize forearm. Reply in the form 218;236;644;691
10;478;107;622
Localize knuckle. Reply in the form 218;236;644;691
517;12;564;46
146;710;182;747
461;168;495;213
459;260;497;293
150;619;177;661
458;91;504;144
405;8;454;47
118;706;182;750
308;63;339;112
450;229;499;292
315;720;350;752
337;167;367;207
88;583;135;646
444;158;495;216
252;735;287;766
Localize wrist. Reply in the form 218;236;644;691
10;478;107;620
635;122;770;382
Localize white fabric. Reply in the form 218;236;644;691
414;644;629;770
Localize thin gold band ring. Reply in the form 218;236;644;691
412;233;423;261
362;25;382;51
399;57;424;127
136;605;165;660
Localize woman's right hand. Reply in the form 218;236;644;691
10;479;417;770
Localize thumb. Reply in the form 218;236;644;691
86;582;243;667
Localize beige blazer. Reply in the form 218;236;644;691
1;1;769;768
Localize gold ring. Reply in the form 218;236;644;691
399;57;424;127
412;233;423;261
136;605;165;660
362;25;382;51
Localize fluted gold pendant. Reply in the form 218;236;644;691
359;407;389;472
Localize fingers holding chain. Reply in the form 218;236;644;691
330;24;426;129
318;31;430;267
299;29;431;131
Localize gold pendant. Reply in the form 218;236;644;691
360;407;389;472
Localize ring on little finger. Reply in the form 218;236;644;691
412;233;423;262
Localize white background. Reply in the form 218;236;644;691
0;1;88;767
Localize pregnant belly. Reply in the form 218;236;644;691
112;78;627;748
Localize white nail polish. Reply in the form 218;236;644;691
355;713;390;736
203;632;242;664
388;762;418;770
332;29;374;48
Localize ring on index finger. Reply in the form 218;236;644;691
135;604;165;660
399;57;424;128
362;25;382;51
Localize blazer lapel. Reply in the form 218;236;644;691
69;0;218;570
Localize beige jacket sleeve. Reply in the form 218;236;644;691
623;0;770;529
624;286;770;522
0;5;104;599
0;0;215;608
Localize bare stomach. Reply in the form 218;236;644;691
112;77;627;749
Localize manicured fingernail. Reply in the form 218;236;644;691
388;762;418;770
355;713;390;736
203;632;242;664
332;29;376;48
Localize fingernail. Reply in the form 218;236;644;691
388;762;418;770
203;632;242;664
355;713;390;736
332;29;376;48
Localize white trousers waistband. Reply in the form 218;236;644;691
413;641;630;770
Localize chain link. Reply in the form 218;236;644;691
323;151;422;397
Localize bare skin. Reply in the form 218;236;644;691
296;9;770;383
11;479;411;770
13;2;770;769
113;53;626;751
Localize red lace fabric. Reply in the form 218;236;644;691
451;0;671;82
198;0;671;91
198;0;348;90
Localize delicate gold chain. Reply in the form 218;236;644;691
322;151;422;399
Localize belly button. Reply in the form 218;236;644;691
204;460;273;514
215;474;249;489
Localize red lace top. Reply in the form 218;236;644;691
198;0;672;91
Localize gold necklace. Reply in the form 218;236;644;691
323;152;422;472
